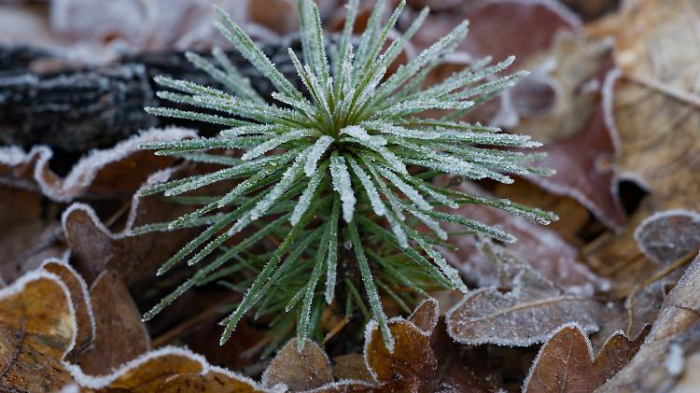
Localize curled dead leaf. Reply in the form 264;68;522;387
0;128;196;202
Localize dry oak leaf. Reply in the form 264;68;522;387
67;346;276;393
596;252;700;392
262;338;334;391
0;270;76;392
446;261;603;346
76;270;151;376
523;323;647;393
0;128;196;202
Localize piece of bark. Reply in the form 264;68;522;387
0;64;157;151
0;44;58;72
0;39;309;152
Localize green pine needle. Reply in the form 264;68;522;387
139;0;558;352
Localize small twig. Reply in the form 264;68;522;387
598;252;645;278
323;315;350;344
627;73;700;109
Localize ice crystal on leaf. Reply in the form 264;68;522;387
139;0;557;351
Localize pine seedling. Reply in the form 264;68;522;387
138;0;557;351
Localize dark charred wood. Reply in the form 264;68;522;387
0;38;309;152
0;44;59;73
0;64;158;151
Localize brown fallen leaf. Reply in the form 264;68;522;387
2;260;278;392
408;298;440;334
407;0;580;128
0;128;196;202
77;270;151;376
446;258;603;346
606;73;700;213
0;270;75;392
596;253;700;392
523;323;647;393
68;346;273;393
262;338;334;391
41;259;96;363
363;319;437;391
601;0;700;218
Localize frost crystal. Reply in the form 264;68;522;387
140;0;556;351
